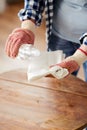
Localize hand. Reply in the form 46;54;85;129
49;57;80;79
57;56;80;75
5;28;35;58
49;33;87;79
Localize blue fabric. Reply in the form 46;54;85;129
48;33;80;76
18;0;53;42
18;0;45;26
83;62;87;82
48;33;80;56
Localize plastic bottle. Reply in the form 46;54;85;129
17;44;40;60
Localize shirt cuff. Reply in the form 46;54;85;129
18;8;42;26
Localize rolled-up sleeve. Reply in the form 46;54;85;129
18;0;45;26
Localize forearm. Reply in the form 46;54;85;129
66;38;87;66
73;37;87;65
71;48;87;66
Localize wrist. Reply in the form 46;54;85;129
72;49;87;65
21;20;36;34
78;48;87;56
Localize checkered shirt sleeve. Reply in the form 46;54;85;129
18;0;45;26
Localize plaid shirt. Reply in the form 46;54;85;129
18;0;54;43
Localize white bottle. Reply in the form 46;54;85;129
17;44;40;60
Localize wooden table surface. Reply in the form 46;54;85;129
0;69;87;130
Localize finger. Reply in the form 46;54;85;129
10;39;22;58
58;60;79;74
45;74;54;78
5;36;13;57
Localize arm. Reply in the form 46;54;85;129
18;0;45;26
64;35;87;67
50;34;87;79
5;0;45;58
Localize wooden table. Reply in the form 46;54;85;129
0;69;87;130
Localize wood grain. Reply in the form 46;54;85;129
0;69;87;130
0;69;87;96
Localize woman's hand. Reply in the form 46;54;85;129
5;28;35;58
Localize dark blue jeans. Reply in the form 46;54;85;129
48;33;87;80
